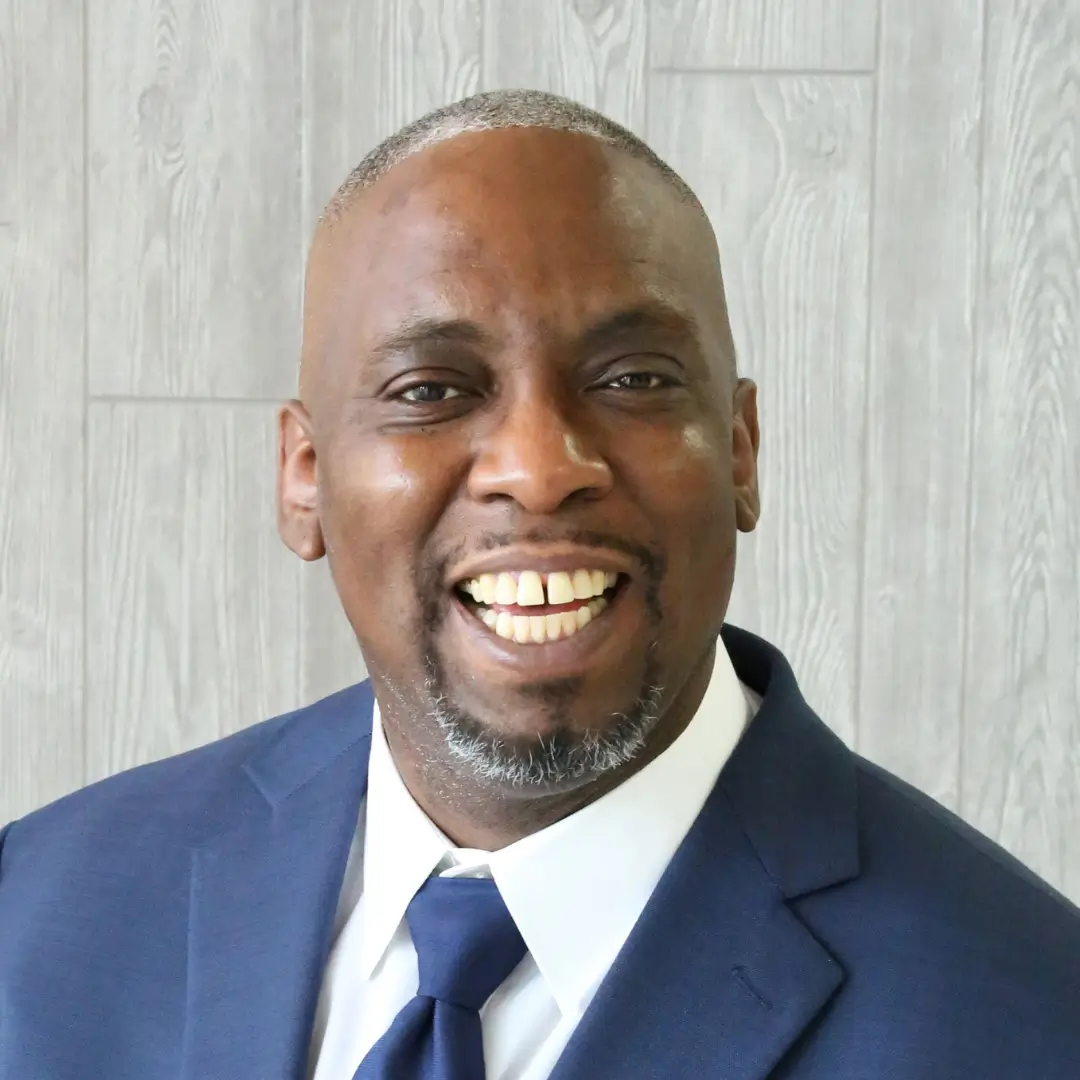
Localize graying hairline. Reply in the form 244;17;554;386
320;110;702;227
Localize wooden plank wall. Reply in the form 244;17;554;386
1;0;1077;902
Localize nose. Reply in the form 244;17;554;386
467;389;613;513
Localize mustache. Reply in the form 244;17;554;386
472;528;663;580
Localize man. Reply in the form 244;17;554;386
1;89;1078;1079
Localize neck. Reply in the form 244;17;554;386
378;645;716;850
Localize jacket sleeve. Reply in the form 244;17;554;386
0;820;13;881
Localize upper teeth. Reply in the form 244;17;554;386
461;569;618;607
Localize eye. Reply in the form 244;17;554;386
399;382;465;404
606;372;672;391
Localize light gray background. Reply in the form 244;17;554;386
2;0;1078;902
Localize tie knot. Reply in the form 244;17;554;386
405;876;527;1011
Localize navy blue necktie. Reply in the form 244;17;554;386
353;875;528;1080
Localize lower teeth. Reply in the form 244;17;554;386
477;597;609;644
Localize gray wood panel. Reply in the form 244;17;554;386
86;404;301;783
86;0;301;399
301;559;367;706
857;2;985;809
484;0;647;132
0;16;14;224
650;0;878;72
961;0;1080;900
0;0;85;823
304;0;482;230
3;0;1080;905
648;73;872;747
300;0;484;701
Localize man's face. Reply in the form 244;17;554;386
281;127;759;790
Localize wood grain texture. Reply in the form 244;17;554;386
650;0;878;72
300;0;482;699
87;0;301;398
0;13;15;224
648;73;872;745
961;0;1080;899
86;404;301;783
857;2;985;809
0;1;85;823
484;0;647;132
1;0;1077;907
304;0;482;229
300;559;368;706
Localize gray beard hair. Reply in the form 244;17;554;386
423;669;666;788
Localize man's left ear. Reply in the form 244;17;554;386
277;399;326;561
732;378;760;533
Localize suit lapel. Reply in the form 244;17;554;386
548;783;844;1080
178;625;857;1080
181;684;374;1080
551;625;860;1080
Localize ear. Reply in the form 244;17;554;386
277;400;326;561
732;378;760;533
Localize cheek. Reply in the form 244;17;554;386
634;420;736;620
640;421;731;517
680;422;714;458
318;438;457;599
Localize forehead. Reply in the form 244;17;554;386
308;128;725;363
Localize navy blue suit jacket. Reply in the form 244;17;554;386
2;625;1079;1078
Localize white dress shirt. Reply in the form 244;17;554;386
307;642;759;1080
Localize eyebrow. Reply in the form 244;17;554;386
366;300;700;366
573;302;701;355
369;317;496;364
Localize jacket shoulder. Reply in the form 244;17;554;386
774;752;1080;1075
0;681;372;878
854;755;1080;921
788;753;1080;1071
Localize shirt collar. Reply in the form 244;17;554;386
358;713;452;980
359;641;753;1016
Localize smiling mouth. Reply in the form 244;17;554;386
454;568;626;645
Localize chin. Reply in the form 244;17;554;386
428;678;666;791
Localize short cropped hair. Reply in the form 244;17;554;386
321;88;702;225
